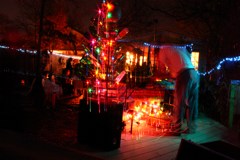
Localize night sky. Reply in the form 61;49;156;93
0;0;98;32
0;0;180;42
1;0;20;19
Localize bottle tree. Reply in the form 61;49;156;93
85;0;128;107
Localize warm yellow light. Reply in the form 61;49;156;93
99;73;106;79
126;51;135;66
135;54;138;65
107;3;114;11
191;52;199;70
109;40;113;47
143;57;147;63
139;56;143;66
126;51;130;64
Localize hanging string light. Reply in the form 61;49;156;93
143;42;193;49
1;44;240;77
198;56;240;76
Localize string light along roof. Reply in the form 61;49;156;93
1;45;240;77
143;42;193;50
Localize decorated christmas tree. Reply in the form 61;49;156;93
77;1;126;150
80;0;129;104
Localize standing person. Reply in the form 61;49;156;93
50;74;58;110
66;58;73;76
158;45;199;134
72;74;83;96
42;71;52;108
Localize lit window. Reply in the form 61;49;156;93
191;52;199;70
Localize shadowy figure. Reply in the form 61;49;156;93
158;46;199;134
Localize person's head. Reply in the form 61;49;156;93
51;74;55;82
44;71;49;78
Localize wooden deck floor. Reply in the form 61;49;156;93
62;88;240;160
70;113;240;160
1;86;239;160
0;105;239;159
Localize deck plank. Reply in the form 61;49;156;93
78;113;240;160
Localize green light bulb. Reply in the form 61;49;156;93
107;12;112;19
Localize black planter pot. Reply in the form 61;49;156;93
77;98;124;151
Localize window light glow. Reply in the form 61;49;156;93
191;51;199;70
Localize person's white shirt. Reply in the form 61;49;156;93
158;46;194;78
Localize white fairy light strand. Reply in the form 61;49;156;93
143;42;193;50
198;56;240;76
